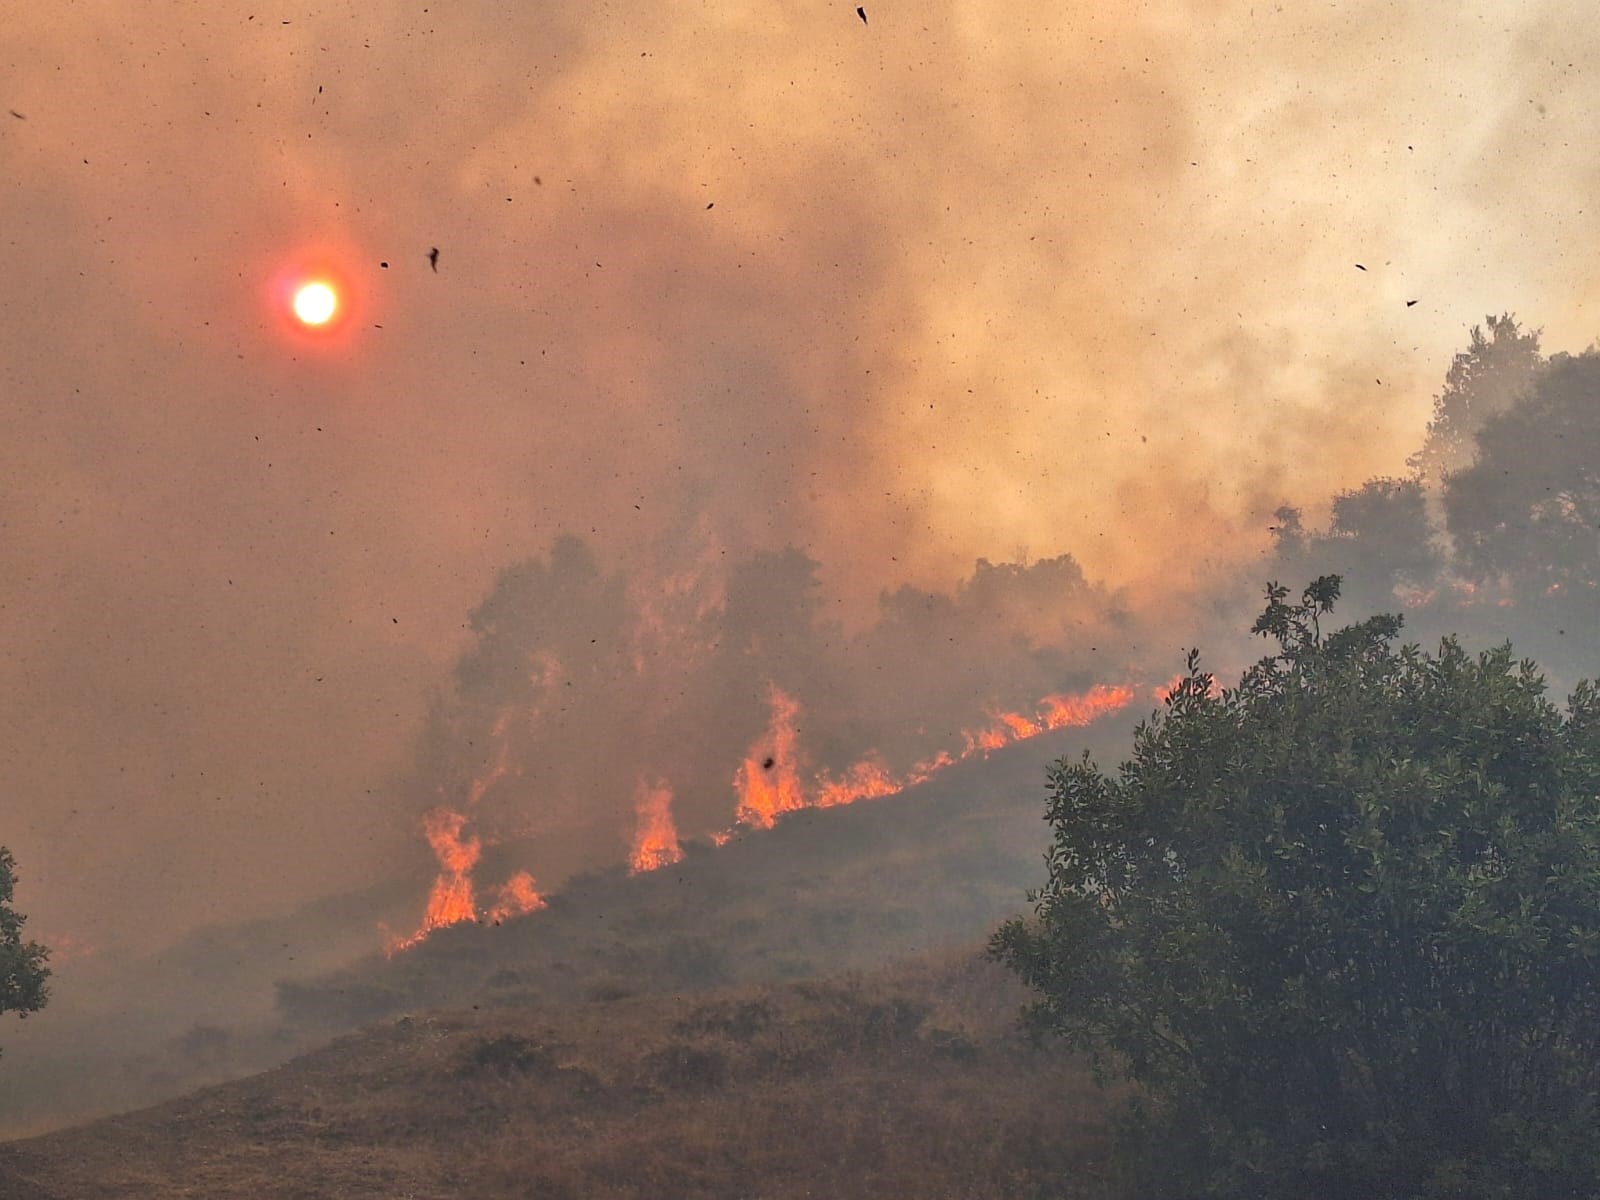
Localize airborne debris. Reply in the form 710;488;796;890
428;246;440;272
1406;299;1418;307
856;5;867;23
8;110;24;120
1355;264;1367;271
761;756;776;770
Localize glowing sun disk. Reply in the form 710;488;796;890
292;281;338;326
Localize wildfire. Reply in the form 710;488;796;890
734;685;807;829
717;680;1138;841
384;718;547;954
385;810;547;953
390;676;1137;947
383;809;479;954
1152;673;1187;703
486;870;547;923
814;757;899;809
629;776;685;873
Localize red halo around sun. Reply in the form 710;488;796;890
269;247;362;346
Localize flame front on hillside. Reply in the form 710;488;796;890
388;680;1135;950
726;681;1137;834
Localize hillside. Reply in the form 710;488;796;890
0;716;1137;1140
0;953;1110;1199
277;725;1130;1029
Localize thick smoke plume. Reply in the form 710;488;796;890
4;0;1600;964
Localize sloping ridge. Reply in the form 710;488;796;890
0;955;1110;1200
275;720;1129;1028
0;716;1134;1188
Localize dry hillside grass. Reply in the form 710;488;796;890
0;954;1112;1199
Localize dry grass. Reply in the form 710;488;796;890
0;953;1111;1199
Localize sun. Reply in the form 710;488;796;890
291;281;339;327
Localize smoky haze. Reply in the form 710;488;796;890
3;0;1599;971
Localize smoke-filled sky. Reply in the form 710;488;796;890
3;0;1598;954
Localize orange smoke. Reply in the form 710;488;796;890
34;930;96;965
629;776;685;873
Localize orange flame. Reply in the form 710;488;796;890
384;808;482;954
814;757;900;808
385;814;545;952
734;685;807;829
629;776;685;873
386;714;539;954
486;870;547;923
1152;673;1187;703
392;678;1137;953
726;681;1137;834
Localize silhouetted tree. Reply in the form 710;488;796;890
995;579;1600;1198
1267;504;1307;561
1445;349;1600;600
1409;314;1543;482
0;847;49;1052
1272;479;1441;612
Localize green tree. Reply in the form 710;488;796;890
1;847;49;1049
994;578;1600;1198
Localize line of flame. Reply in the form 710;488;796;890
718;681;1137;838
392;681;1137;947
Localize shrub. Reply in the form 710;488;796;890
994;578;1600;1198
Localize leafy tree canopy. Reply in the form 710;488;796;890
995;578;1600;1198
1409;313;1543;482
1272;478;1440;612
1445;349;1600;599
0;847;49;1049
